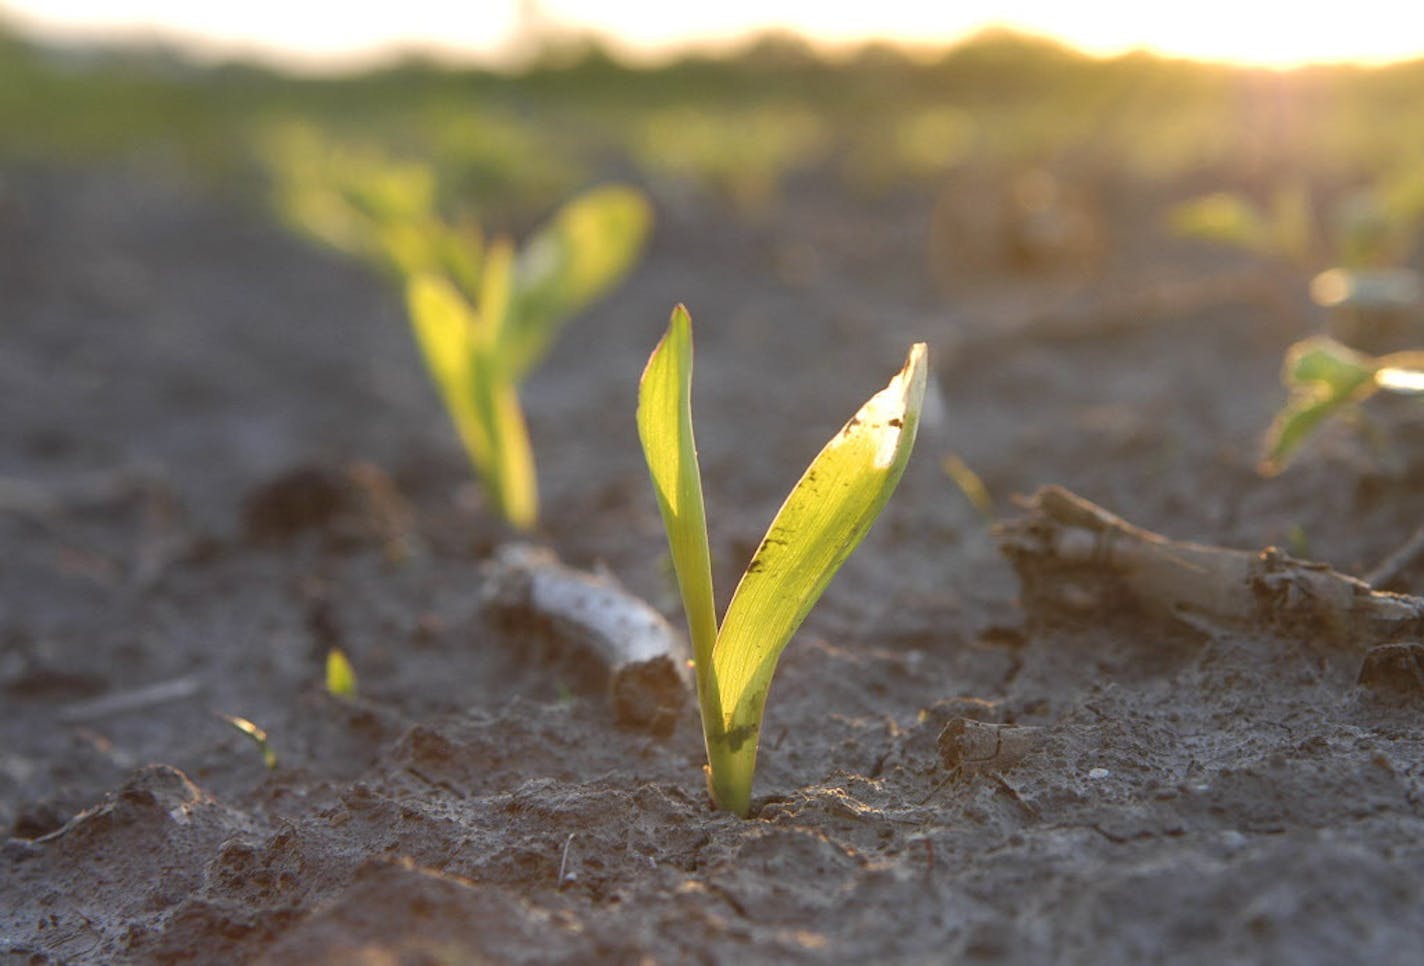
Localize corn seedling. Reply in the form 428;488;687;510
637;305;927;816
406;185;651;527
325;647;358;699
1261;335;1424;475
218;713;277;769
267;131;652;528
1168;181;1316;268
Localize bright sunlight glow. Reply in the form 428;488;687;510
4;0;1424;70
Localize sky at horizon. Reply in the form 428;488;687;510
5;0;1424;72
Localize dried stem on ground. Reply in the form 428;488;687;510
481;543;691;735
996;485;1424;650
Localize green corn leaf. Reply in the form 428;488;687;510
408;273;487;464
1260;336;1382;475
325;647;358;699
407;273;537;528
708;342;927;814
508;186;653;380
1285;336;1377;389
636;305;722;730
219;713;277;769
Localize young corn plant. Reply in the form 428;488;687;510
408;185;651;528
267;131;652;528
637;306;928;816
1261;335;1424;475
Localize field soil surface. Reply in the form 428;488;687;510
4;164;1424;963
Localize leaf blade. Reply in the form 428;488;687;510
1259;336;1380;475
407;273;537;528
508;185;652;380
636;306;720;687
708;343;928;813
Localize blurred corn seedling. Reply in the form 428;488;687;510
267;128;652;528
1260;335;1424;475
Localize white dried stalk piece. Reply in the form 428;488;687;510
481;543;691;735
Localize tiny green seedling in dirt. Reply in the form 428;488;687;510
637;305;928;816
325;647;358;699
218;713;277;769
1261;335;1424;474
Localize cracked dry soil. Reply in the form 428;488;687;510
4;165;1424;963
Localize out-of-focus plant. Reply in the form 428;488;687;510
267;127;652;528
1260;335;1424;475
843;106;977;193
326;647;358;699
637;305;927;816
265;125;478;283
218;713;278;769
1172;170;1424;352
632;106;825;213
1168;179;1316;267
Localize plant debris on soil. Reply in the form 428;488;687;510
5;154;1424;964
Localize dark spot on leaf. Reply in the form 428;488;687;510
724;721;759;752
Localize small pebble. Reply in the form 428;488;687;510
1087;767;1111;780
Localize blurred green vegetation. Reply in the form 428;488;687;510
264;122;651;528
7;23;1424;227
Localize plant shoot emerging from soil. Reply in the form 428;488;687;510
326;647;357;699
1261;336;1424;474
637;305;927;816
405;186;651;529
268;134;651;528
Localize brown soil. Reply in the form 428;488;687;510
4;163;1424;964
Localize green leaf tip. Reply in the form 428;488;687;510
637;306;929;816
709;340;927;815
219;713;278;770
636;304;722;752
326;647;358;699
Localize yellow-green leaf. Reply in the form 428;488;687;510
709;342;928;814
407;274;488;464
508;186;653;380
636;306;721;722
407;274;537;528
325;647;358;699
1260;336;1380;475
469;329;538;529
219;713;277;769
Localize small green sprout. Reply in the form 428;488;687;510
1168;181;1315;267
325;647;358;699
405;185;651;528
637;305;928;816
1261;335;1424;475
218;713;277;769
942;453;994;522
